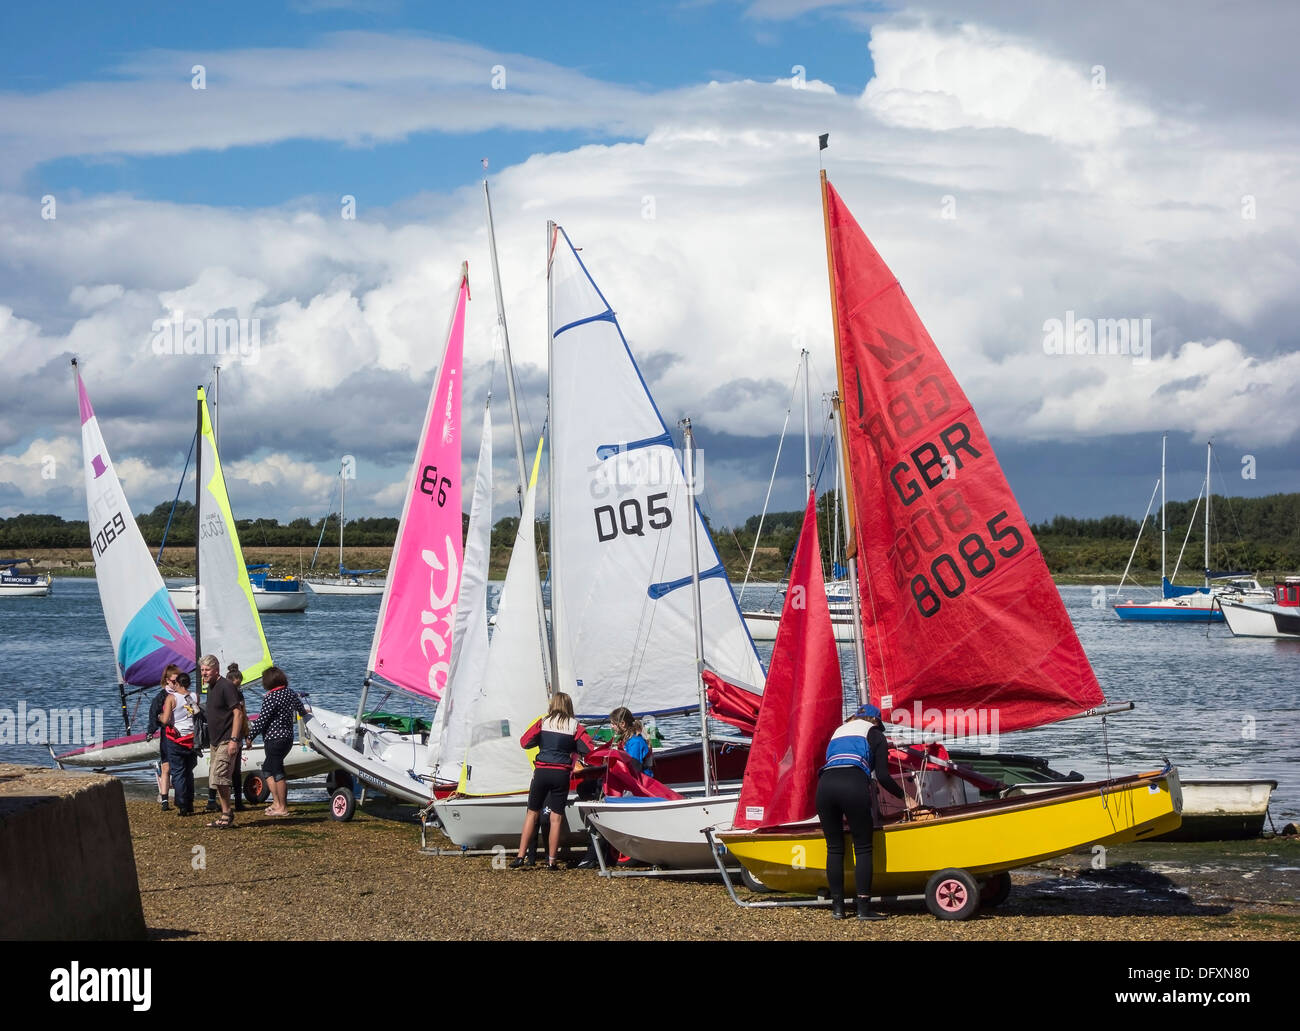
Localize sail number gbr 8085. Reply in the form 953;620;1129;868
883;421;1024;618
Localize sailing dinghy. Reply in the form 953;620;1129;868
714;174;1180;918
56;367;336;796
304;266;473;817
54;361;198;770
435;222;770;850
539;222;770;865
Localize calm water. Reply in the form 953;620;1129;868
1;580;1296;823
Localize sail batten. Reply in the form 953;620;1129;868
825;178;1104;735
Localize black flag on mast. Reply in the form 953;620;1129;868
819;133;829;150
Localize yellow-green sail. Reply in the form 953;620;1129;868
195;387;273;683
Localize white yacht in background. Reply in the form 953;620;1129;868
0;558;52;597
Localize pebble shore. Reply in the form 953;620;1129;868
126;798;1300;941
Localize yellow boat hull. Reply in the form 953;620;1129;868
717;768;1182;896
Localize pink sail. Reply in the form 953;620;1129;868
366;267;468;700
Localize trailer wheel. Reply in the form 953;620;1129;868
925;868;980;920
243;772;270;805
326;769;355;794
980;871;1012;909
738;865;772;893
330;786;356;821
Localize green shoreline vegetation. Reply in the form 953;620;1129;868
5;491;1299;583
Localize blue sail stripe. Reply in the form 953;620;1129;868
554;226;766;676
554;310;616;338
648;563;728;599
595;433;674;461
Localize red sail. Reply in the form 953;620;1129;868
825;178;1103;735
733;492;842;830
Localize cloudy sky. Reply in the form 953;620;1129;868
3;0;1298;536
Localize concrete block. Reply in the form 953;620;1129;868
0;764;146;940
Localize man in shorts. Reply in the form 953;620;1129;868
200;654;245;827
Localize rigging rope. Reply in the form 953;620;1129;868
737;361;802;604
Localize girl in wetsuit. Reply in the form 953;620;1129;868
512;692;596;870
816;703;908;921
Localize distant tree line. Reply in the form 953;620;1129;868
4;491;1298;576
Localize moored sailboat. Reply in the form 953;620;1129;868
1114;440;1268;621
714;173;1181;917
304;465;387;595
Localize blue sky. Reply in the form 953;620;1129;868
11;1;878;206
2;0;1298;534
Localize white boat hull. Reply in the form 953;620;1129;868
0;575;52;597
305;579;386;595
578;793;740;867
433;793;590;850
743;608;857;642
56;736;333;790
1221;599;1300;638
168;584;309;613
302;712;448;806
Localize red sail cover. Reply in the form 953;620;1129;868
703;670;762;736
825;179;1104;735
733;492;842;829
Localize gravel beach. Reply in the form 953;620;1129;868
128;798;1300;941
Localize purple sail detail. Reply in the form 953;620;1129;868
78;376;95;425
116;587;196;687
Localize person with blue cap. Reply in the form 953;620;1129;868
816;702;908;920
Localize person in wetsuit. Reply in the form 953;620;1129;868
816;703;908;921
511;692;596;871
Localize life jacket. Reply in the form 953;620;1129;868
522;715;596;771
164;691;199;748
820;718;875;776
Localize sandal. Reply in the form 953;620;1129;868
206;814;235;828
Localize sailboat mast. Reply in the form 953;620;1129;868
483;177;529;499
821;170;868;705
1205;440;1212;586
339;465;345;575
834;398;868;705
801;348;812;495
821;170;856;550
212;364;220;451
194;389;202;663
535;220;561;694
1160;432;1166;587
482;177;554;692
681;418;715;796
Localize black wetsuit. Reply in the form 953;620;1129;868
815;719;905;900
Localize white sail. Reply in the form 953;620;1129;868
195;388;273;681
548;227;765;716
76;364;195;686
458;471;549;797
427;401;494;782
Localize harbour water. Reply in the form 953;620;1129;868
1;579;1296;824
